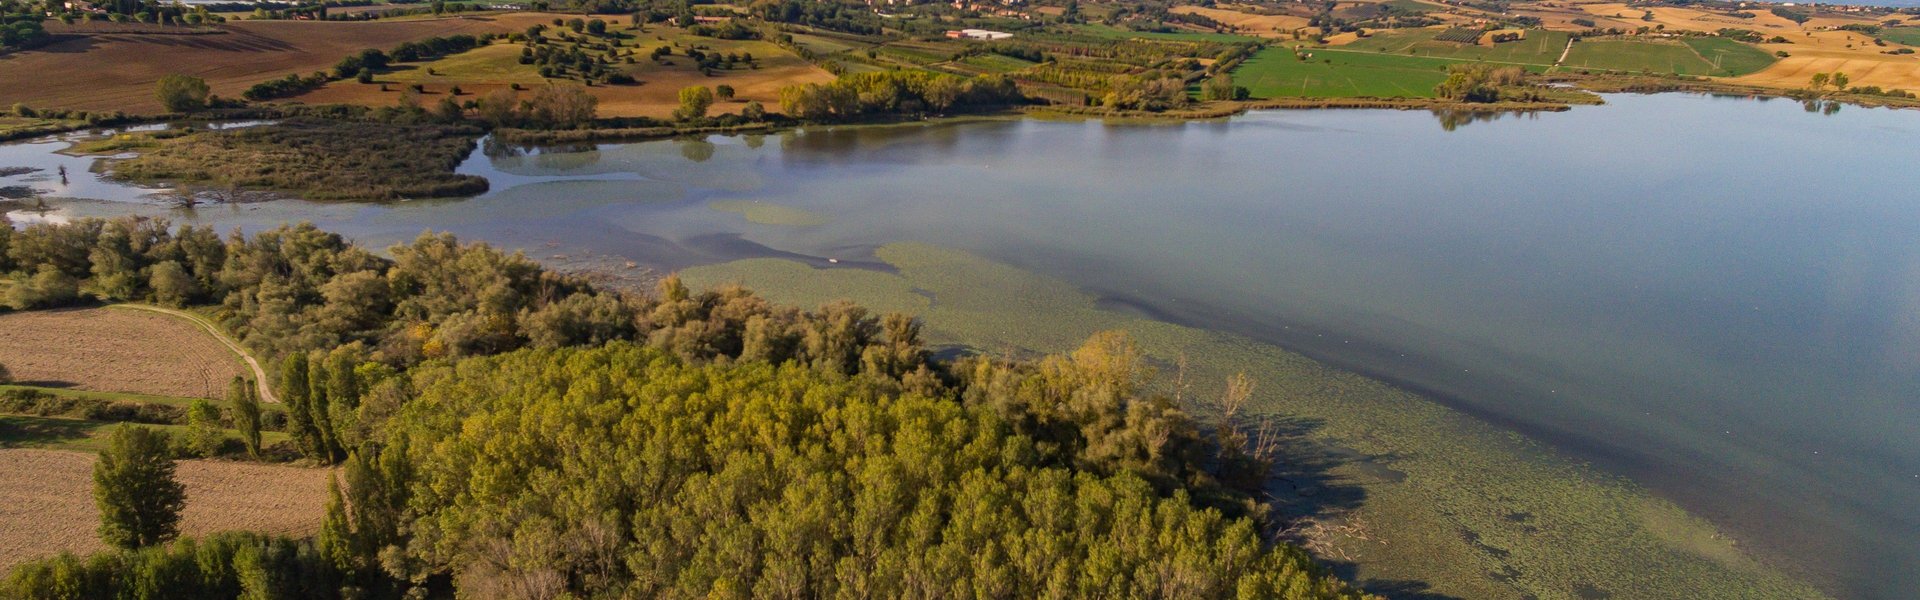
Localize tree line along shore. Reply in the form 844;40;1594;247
0;215;1379;598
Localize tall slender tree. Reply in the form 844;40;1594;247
231;375;263;458
92;425;186;549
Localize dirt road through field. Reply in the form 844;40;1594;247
109;305;277;404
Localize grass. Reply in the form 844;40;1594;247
0;117;86;142
385;43;549;85
0;385;287;419
1681;37;1780;76
1233;47;1457;98
1074;23;1257;42
958;53;1039;74
680;242;1827;600
1563;37;1775;77
1342;29;1570;66
876;44;950;65
1875;26;1920;46
0;414;290;454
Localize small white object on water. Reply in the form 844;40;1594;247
828;258;839;263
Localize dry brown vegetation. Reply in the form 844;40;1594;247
0;13;561;114
0;307;244;398
0;448;329;571
287;26;833;119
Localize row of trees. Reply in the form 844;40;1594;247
1433;63;1528;103
778;71;1023;121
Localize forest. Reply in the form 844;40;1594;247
0;215;1374;599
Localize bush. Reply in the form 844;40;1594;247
154;75;210;113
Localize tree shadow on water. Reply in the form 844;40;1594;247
1257;415;1369;522
1356;579;1469;600
1252;416;1462;599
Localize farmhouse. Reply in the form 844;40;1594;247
944;28;1014;40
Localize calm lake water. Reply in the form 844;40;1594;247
5;93;1918;598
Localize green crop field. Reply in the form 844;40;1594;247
1876;26;1920;46
386;43;547;85
1343;28;1569;66
1233;47;1456;98
1682;37;1778;76
958;53;1038;73
1562;37;1775;76
1074;23;1256;42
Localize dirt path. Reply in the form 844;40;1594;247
109;305;277;404
1556;37;1574;66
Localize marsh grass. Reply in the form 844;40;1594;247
106;118;487;201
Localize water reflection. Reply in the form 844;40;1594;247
3;95;1918;598
1430;108;1543;131
1804;99;1844;115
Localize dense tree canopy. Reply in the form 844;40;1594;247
0;217;1371;599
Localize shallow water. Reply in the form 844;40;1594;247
6;93;1918;598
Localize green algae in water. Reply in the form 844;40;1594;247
709;199;831;227
681;243;1826;600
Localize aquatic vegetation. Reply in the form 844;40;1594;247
710;199;831;226
682;243;1825;600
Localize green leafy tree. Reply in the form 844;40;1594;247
715;84;734;100
231;376;263;458
1203;73;1237;101
1810;72;1830;90
93;425;187;550
280;352;323;460
148;260;197;306
674;85;714;121
317;476;357;574
1831;71;1850;90
184;399;225;457
155;74;210;113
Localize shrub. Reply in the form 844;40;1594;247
154;75;210;113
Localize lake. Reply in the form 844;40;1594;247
4;92;1917;599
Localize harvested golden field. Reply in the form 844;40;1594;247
0;307;244;399
0;448;329;571
0;13;562;114
1170;5;1311;37
286;27;834;119
1735;30;1920;92
1572;2;1808;33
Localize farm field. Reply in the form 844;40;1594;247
0;448;328;572
1342;28;1569;66
1073;23;1256;43
0;307;245;399
1879;26;1920;47
0;13;562;114
1234;47;1454;98
1561;37;1775;76
1573;2;1805;34
289;26;833;119
1168;5;1311;37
